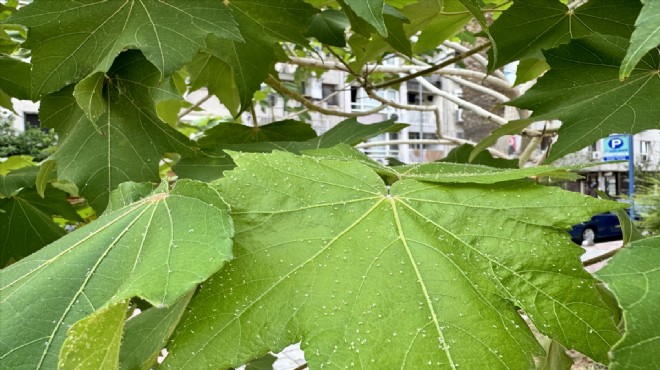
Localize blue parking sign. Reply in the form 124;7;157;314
603;135;630;161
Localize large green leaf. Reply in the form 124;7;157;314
620;0;660;79
164;151;623;369
6;0;242;98
508;35;660;161
204;0;318;112
488;0;641;71
0;180;233;370
596;236;660;370
40;51;196;212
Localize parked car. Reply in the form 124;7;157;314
569;212;622;244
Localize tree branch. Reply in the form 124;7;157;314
444;75;510;102
373;42;492;89
265;75;387;117
416;75;508;126
356;138;511;159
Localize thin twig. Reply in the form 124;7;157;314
178;92;212;119
249;103;259;127
292;363;308;370
373;42;491;89
583;246;624;267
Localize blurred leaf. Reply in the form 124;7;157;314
509;35;660;161
620;0;660;79
488;0;641;72
119;292;193;370
306;9;350;47
596;236;660;370
59;300;129;370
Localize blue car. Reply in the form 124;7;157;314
569;212;622;244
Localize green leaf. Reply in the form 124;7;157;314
119;292;192;370
469;119;532;161
199;120;318;147
488;0;641;71
106;181;155;213
306;9;350;47
175;118;407;182
441;144;518;169
620;0;660;79
0;164;38;196
35;159;56;198
245;353;278;370
0;55;31;100
382;7;412;57
205;0;318;112
508;35;660;161
0;187;67;266
40;51;196;212
0;155;34;175
7;0;242;98
59;300;129;370
343;0;387;36
188;52;240;116
349;0;470;68
514;57;550;86
164;151;623;369
536;336;573;370
0;180;233;369
596;236;660;370
73;72;107;124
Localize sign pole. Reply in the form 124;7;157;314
629;134;635;218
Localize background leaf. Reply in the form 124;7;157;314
0;180;233;369
343;0;387;36
7;0;241;97
488;0;641;71
620;0;660;79
306;9;350;47
40;51;196;212
596;236;660;370
508;34;660;161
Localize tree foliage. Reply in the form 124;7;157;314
0;0;658;369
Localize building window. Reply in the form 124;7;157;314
321;84;339;106
24;112;40;129
640;140;651;161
